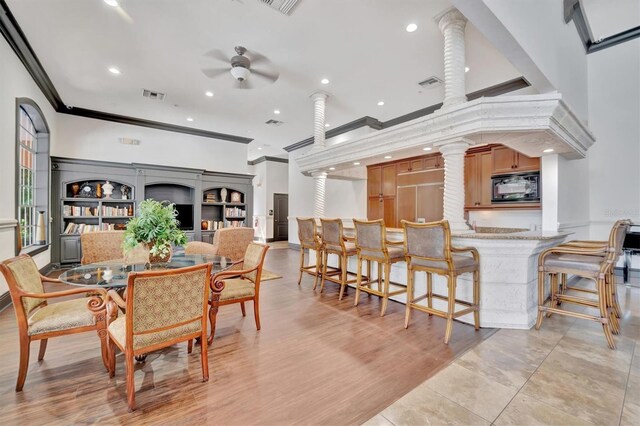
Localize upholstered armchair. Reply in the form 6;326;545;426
80;230;149;264
208;243;269;343
0;255;109;391
104;263;214;411
186;227;254;269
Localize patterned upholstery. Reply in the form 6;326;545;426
6;256;44;315
411;254;477;271
405;225;447;260
321;220;342;246
220;278;255;301
185;241;218;256
543;253;603;277
355;221;384;250
28;298;96;336
81;231;126;265
108;316;201;350
242;243;267;283
186;228;254;270
360;247;404;260
297;218;319;248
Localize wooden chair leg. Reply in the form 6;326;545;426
367;259;372;286
338;254;348;301
208;298;220;345
427;272;433;315
108;337;117;378
201;328;209;382
187;339;193;354
125;351;136;411
535;270;546;330
354;255;363;307
313;249;322;290
297;247;305;286
97;330;110;372
546;273;559;318
609;270;622;318
380;262;391;316
38;339;48;361
473;269;480;330
16;336;30;391
240;301;246;317
377;262;383;292
404;268;414;328
320;251;329;293
253;296;261;330
444;275;456;344
597;278;616;349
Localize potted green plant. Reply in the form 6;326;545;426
123;199;187;263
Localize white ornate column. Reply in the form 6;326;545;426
439;140;472;231
310;92;328;150
311;171;327;218
438;9;467;108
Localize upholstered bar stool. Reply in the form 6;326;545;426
536;219;630;349
296;217;323;289
403;220;480;344
353;219;406;316
319;218;367;300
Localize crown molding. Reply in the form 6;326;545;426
247;156;289;165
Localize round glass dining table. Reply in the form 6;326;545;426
59;253;233;288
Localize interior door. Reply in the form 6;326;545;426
417;184;444;222
273;193;289;241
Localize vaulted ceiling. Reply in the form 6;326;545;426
7;0;522;159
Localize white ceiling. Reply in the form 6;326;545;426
582;0;640;41
7;0;522;160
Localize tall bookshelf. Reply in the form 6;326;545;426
200;188;247;243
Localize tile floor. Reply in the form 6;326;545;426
365;279;640;425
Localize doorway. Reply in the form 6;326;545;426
273;193;289;241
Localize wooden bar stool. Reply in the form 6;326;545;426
296;217;323;289
536;219;630;349
402;220;480;344
319;218;368;300
353;219;406;316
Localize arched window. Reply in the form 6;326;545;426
16;99;50;252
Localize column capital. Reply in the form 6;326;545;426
436;8;467;33
310;91;329;101
437;138;473;155
311;171;328;179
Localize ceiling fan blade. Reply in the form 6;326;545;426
202;67;230;78
252;68;279;83
248;50;270;65
204;49;231;63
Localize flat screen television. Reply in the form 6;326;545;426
174;204;194;230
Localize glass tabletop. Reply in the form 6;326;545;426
59;253;232;288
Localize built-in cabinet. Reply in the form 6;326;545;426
491;145;540;174
465;151;493;209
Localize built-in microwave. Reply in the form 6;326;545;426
491;172;540;203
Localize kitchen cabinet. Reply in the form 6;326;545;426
397;187;417;223
465;151;492;208
368;196;396;227
367;165;396;197
491;146;540;174
423;155;442;170
398;159;424;173
417;185;444;222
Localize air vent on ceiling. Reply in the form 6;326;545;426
418;76;444;88
258;0;300;16
142;89;166;101
265;119;284;126
119;137;141;146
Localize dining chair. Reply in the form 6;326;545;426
208;243;270;343
402;220;480;344
353;219;406;316
296;217;323;289
104;262;213;411
81;230;149;264
536;219;630;349
0;254;109;391
186;227;254;269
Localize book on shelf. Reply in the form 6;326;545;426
62;222;118;235
227;220;246;228
224;207;246;217
63;205;98;217
101;205;130;217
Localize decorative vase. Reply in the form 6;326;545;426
220;188;228;203
36;211;46;245
71;183;80;197
96;183;103;199
231;191;241;203
103;181;114;199
145;242;172;264
121;184;130;200
201;220;209;230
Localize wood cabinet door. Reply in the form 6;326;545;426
382;197;396;228
492;146;515;174
464;154;478;207
424;155;441;170
479;152;493;206
417;185;444;222
514;152;540;172
397;161;411;173
410;159;424;171
368;197;383;221
381;164;397;197
397;186;417;224
367;166;382;197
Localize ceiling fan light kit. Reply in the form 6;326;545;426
231;66;251;81
202;45;279;89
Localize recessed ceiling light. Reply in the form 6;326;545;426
329;167;336;171
186;117;194;122
108;67;121;75
205;91;214;97
104;0;118;7
321;78;330;85
406;23;418;33
353;162;361;166
325;123;330;128
384;155;392;159
465;66;470;73
274;109;281;114
423;147;432;151
377;101;385;106
258;147;263;150
543;148;555;153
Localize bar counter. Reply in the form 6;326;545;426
312;225;570;329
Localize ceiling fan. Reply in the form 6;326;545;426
202;46;279;89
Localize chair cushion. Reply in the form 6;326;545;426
543;253;603;275
360;246;405;260
325;242;357;255
28;298;96;336
220;278;255;301
108;315;201;351
410;254;477;271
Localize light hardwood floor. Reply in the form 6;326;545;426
0;249;492;425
